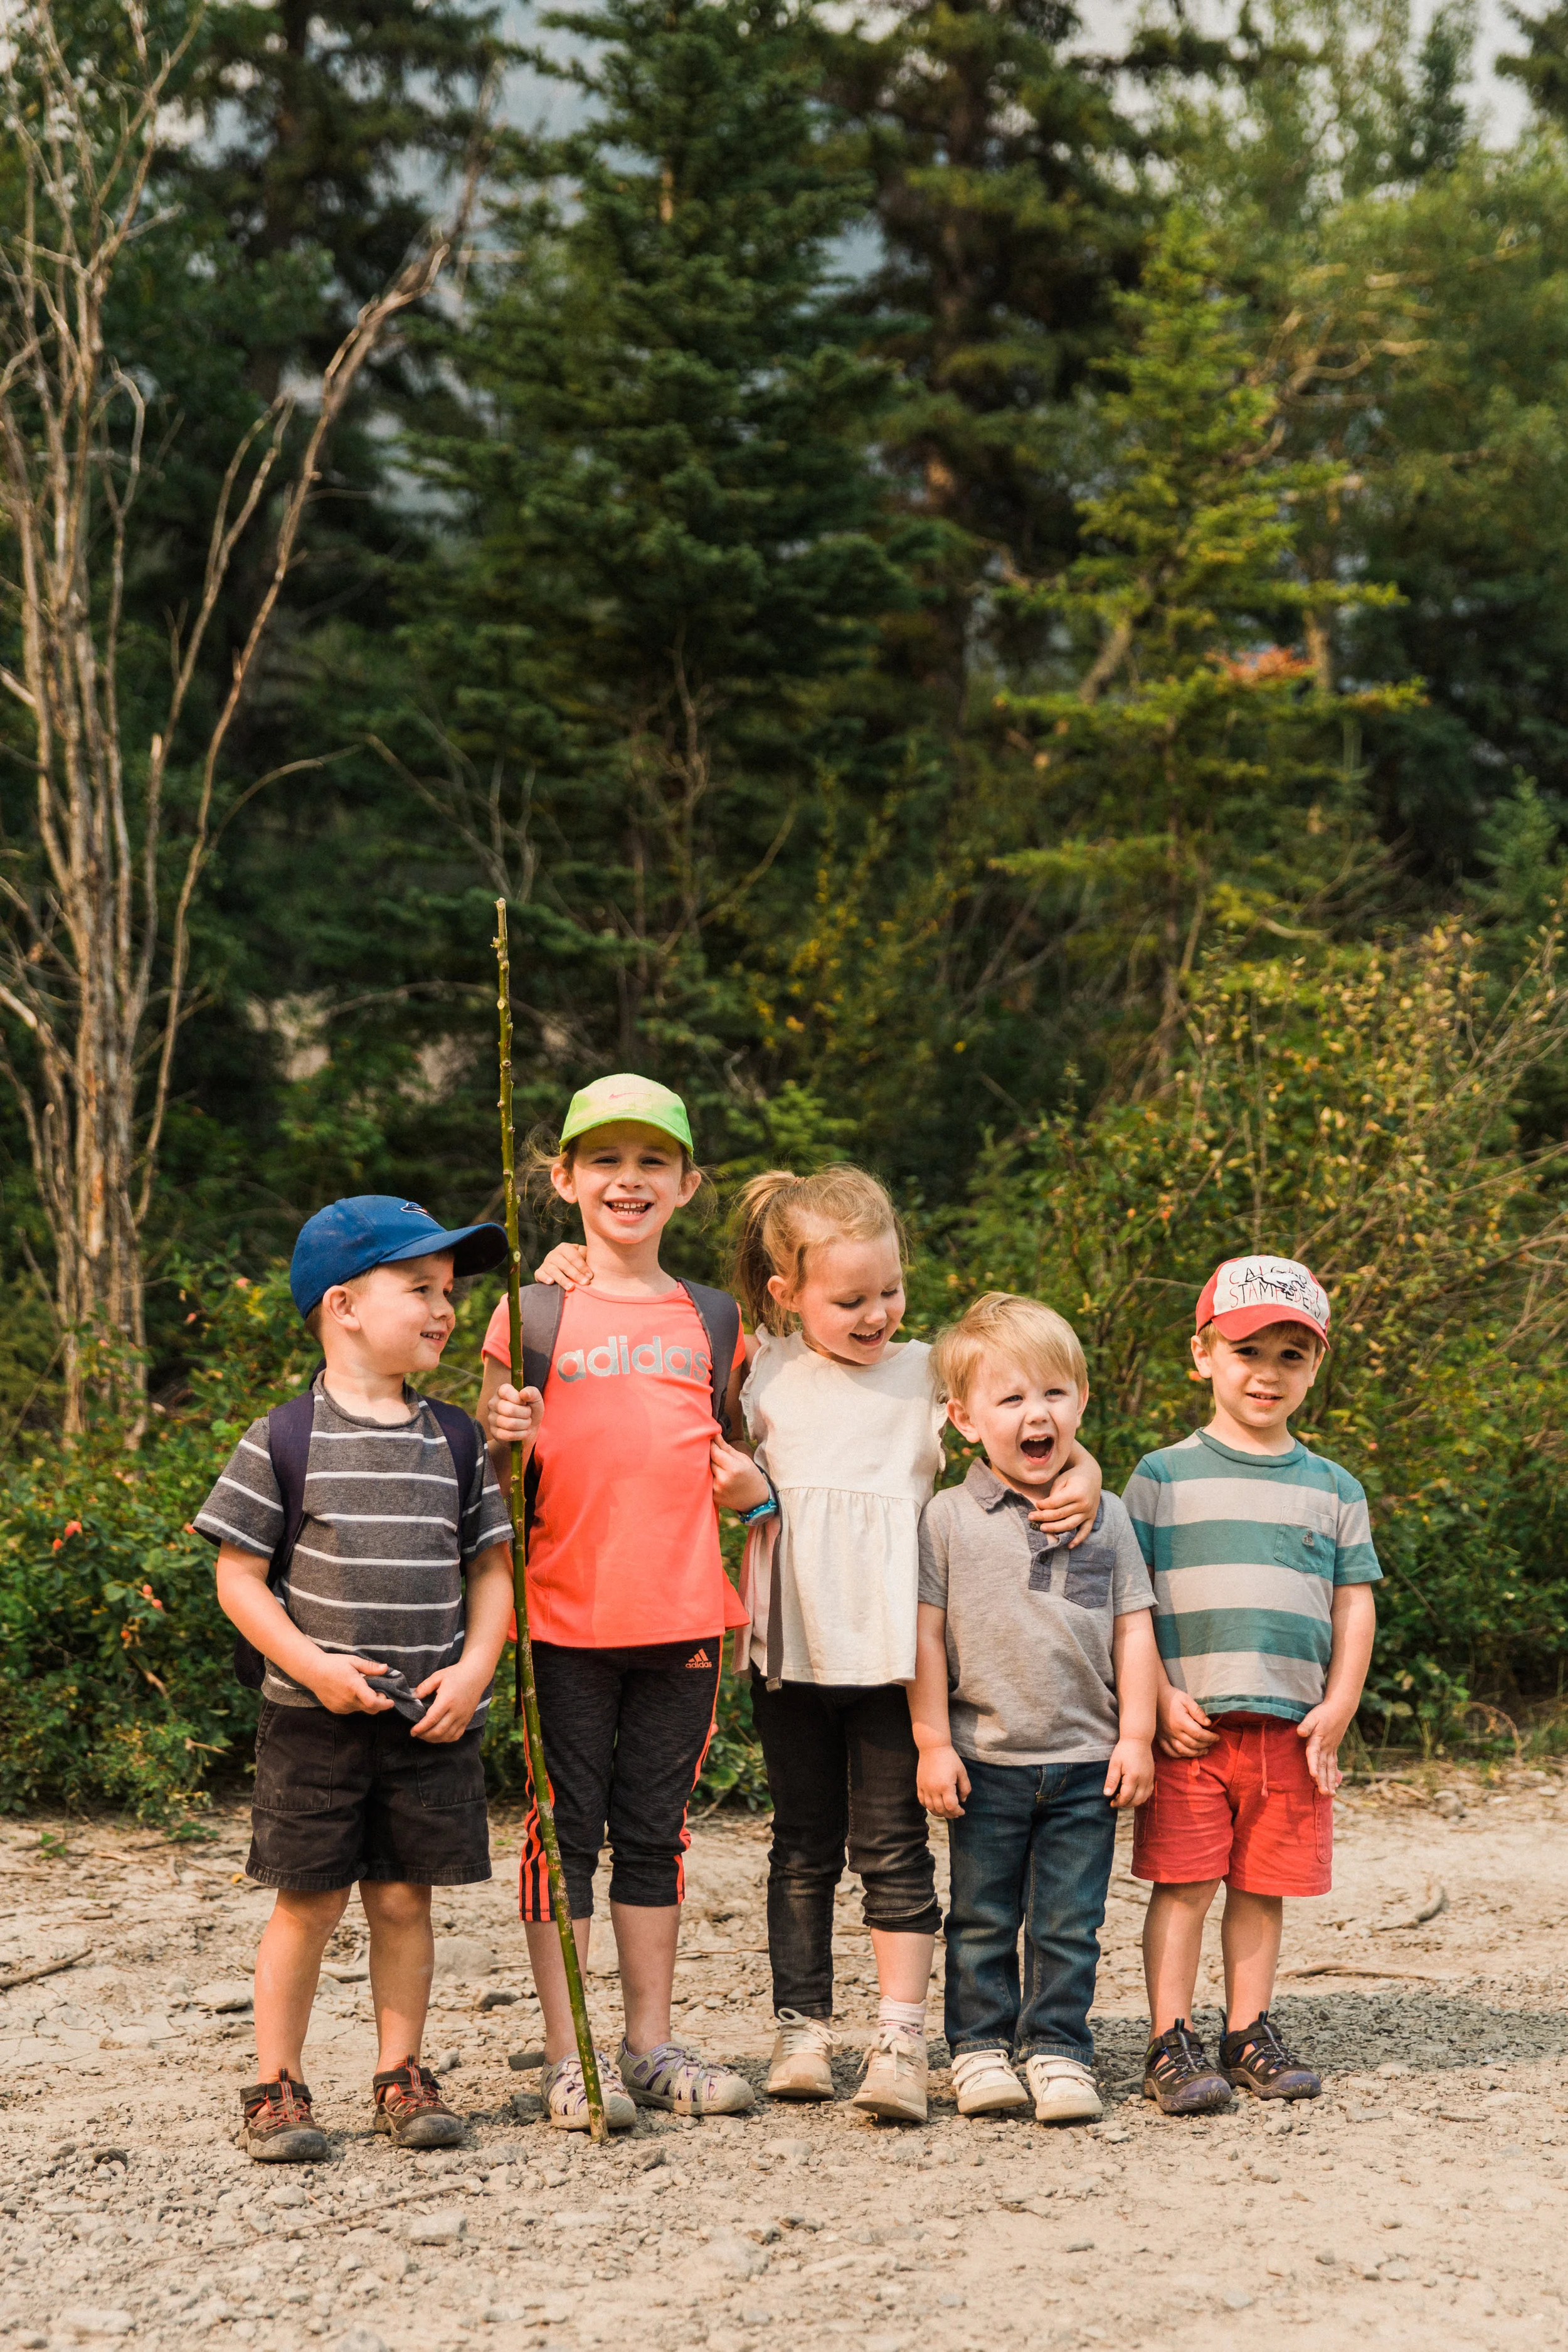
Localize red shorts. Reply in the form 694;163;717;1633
1132;1714;1332;1897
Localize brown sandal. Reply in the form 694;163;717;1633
373;2057;465;2148
241;2069;329;2162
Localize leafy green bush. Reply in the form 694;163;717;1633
0;1269;314;1816
9;911;1565;1821
935;923;1568;1749
0;1263;773;1818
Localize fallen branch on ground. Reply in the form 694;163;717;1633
0;1947;90;1992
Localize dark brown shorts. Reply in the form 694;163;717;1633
247;1701;491;1890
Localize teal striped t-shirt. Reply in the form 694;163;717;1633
1122;1431;1381;1723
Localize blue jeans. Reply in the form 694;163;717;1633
944;1757;1116;2064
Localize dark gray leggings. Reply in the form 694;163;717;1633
522;1638;721;1919
751;1669;940;2019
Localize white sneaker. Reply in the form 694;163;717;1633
951;2047;1030;2117
1025;2053;1103;2124
541;2046;637;2131
852;2026;928;2123
766;2010;837;2101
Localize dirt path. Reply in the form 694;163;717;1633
3;1766;1568;2351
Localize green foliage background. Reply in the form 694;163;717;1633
3;0;1568;1814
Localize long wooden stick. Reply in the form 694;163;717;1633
494;899;607;2142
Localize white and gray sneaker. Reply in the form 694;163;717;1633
1025;2053;1103;2124
851;2026;928;2124
541;2046;637;2131
766;2010;838;2101
618;2037;757;2116
951;2047;1030;2117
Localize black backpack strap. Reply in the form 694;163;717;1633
428;1398;481;1527
265;1392;319;1589
518;1283;566;1395
494;1285;566;1539
233;1389;317;1693
676;1278;742;1439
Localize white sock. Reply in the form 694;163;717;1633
879;1995;926;2035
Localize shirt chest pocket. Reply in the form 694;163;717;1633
1273;1521;1334;1577
1059;1540;1119;1610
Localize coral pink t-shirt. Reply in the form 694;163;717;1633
483;1286;748;1648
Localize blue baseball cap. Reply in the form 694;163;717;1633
290;1195;508;1318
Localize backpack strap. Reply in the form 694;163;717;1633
427;1397;480;1525
675;1278;741;1439
265;1391;319;1592
518;1283;566;1396
233;1389;317;1693
506;1284;567;1535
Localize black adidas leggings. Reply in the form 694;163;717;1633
519;1638;722;1919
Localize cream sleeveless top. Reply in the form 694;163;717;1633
741;1332;947;1687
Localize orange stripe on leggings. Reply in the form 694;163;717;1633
517;1758;555;1923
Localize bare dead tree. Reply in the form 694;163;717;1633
0;0;480;1435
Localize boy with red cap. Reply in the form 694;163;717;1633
1122;1256;1380;2115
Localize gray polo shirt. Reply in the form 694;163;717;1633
916;1459;1155;1767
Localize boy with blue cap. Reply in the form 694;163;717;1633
198;1196;540;2161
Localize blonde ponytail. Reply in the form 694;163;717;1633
729;1165;903;1336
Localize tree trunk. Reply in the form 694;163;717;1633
0;0;477;1436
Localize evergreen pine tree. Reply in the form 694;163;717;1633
1500;0;1568;125
171;0;509;400
991;216;1410;1078
397;0;909;1098
818;0;1222;706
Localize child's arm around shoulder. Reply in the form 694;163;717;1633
1030;1441;1103;1548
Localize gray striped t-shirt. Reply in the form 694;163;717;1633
1123;1430;1381;1724
196;1374;513;1717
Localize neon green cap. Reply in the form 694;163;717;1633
559;1073;694;1154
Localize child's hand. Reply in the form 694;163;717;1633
489;1382;543;1454
1104;1736;1155;1810
411;1663;486;1743
534;1243;592;1289
1029;1453;1103;1547
1296;1703;1350;1795
916;1743;970;1818
1156;1682;1218;1757
307;1653;394;1715
711;1437;770;1514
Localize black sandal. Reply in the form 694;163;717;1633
1143;2020;1234;2116
1220;2012;1321;2101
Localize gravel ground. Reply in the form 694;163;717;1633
3;1766;1568;2352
